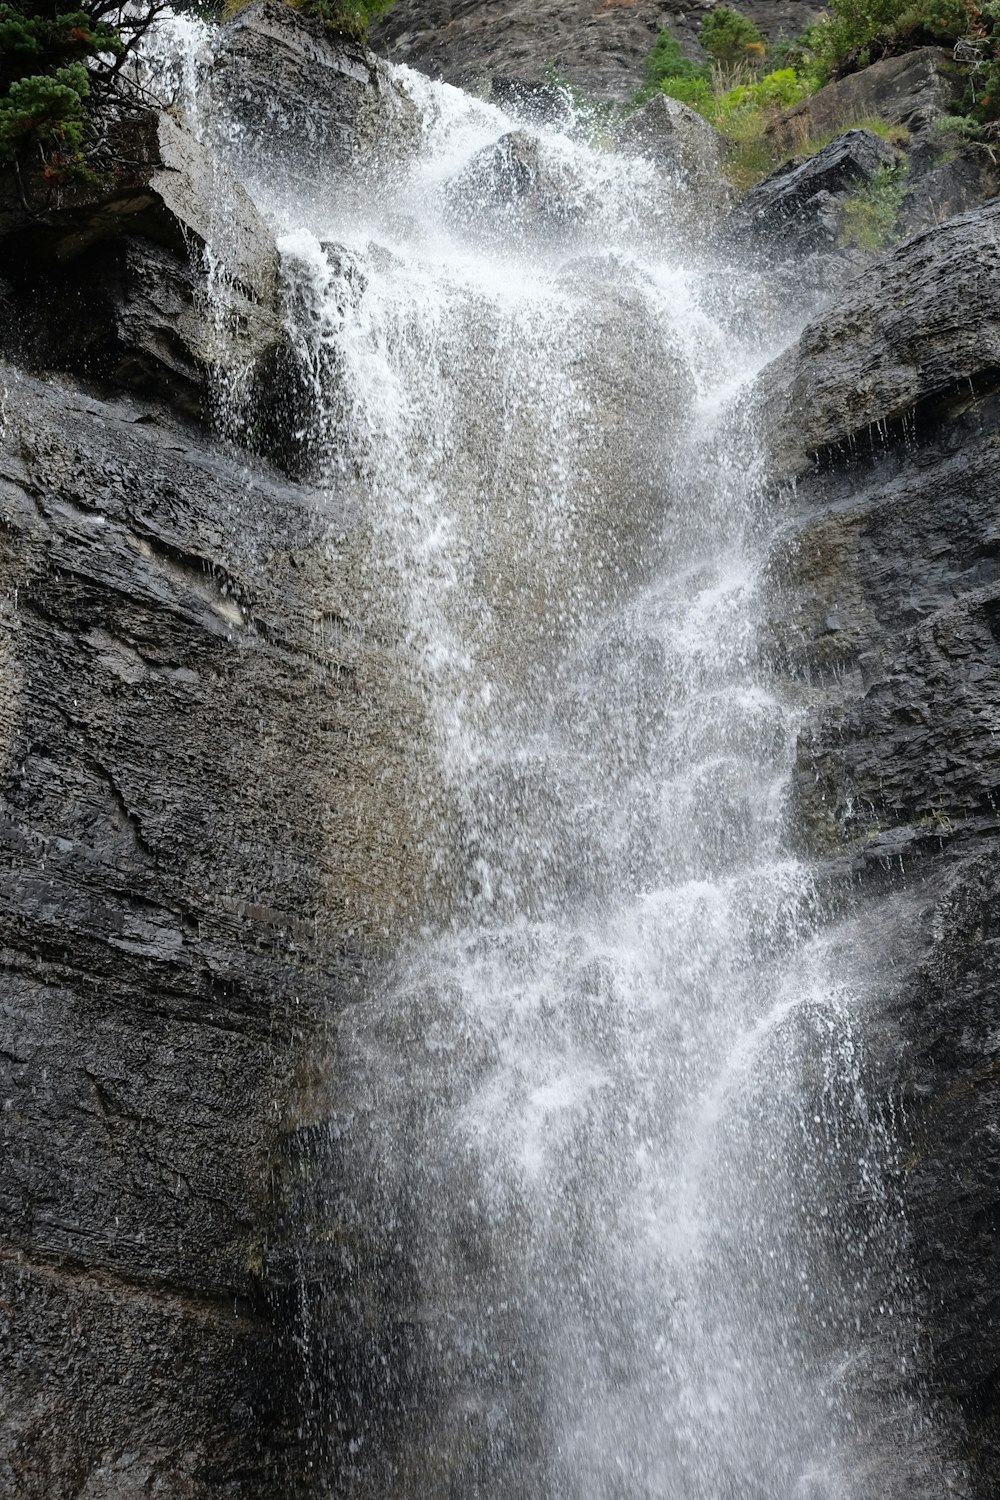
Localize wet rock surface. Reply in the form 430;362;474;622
0;108;294;445
722;127;898;257
212;0;411;177
0;364;362;1498
758;192;1000;1487
616;94;732;212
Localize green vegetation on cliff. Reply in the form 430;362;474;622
223;0;392;39
0;0;154;184
642;0;995;188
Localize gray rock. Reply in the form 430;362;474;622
759;195;1000;476
0;110;293;442
756;186;1000;1486
0;365;341;1497
722;127;899;255
765;47;961;157
212;0;414;179
443;129;587;239
898;141;1000;236
372;0;824;101
0;359;450;1496
616;93;732;213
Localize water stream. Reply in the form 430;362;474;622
144;24;942;1497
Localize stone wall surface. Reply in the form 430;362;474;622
758;194;1000;1488
0;363;381;1498
0;9;430;1492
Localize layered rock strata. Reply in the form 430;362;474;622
759;196;1000;1489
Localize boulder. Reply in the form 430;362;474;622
758;195;1000;475
443;129;587;238
616;93;732;213
765;47;961;158
0;110;292;436
211;0;415;176
721;127;899;256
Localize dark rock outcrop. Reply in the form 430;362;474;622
757;193;1000;1487
0;364;355;1498
761;47;1000;245
212;0;416;179
0;109;295;451
0;10;441;1497
722;127;899;256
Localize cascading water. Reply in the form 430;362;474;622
143;23;954;1497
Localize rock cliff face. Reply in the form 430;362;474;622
371;0;820;99
759;197;1000;1488
3;0;1000;1495
0;7;435;1497
0;365;353;1499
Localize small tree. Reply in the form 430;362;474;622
0;0;166;186
638;24;711;101
700;5;767;69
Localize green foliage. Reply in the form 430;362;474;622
929;109;984;145
660;73;717;113
0;62;89;163
226;0;393;37
714;66;810;124
639;24;710;100
838;162;908;248
0;1;149;185
767;19;837;88
699;4;766;67
295;0;392;37
798;0;995;112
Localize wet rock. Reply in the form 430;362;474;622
0;111;298;449
759;195;1000;476
0;358;445;1496
212;0;412;175
757;188;1000;1486
765;47;961;158
616;94;732;212
444;129;586;237
722;127;898;256
898;141;1000;236
0;364;348;1497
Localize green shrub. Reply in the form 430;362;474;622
807;0;989;85
0;62;90;166
225;0;393;38
639;24;710;100
838;162;908;248
659;73;717;113
929;110;984;146
714;65;810;124
700;4;767;68
0;2;139;184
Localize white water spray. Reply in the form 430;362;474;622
141;19;947;1496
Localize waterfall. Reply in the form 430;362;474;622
143;21;948;1497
